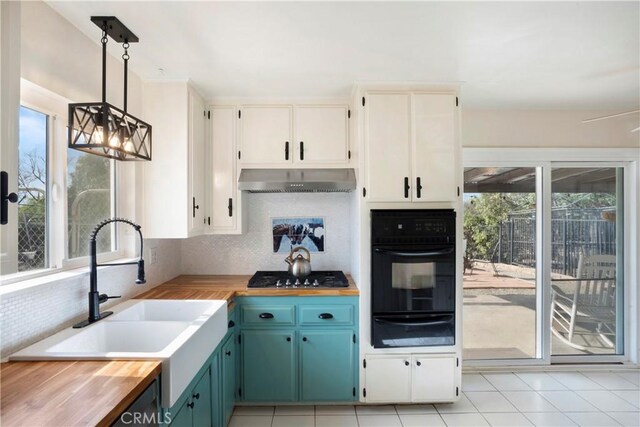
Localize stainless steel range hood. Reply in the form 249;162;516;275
238;168;357;193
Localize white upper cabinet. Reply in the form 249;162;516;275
364;93;411;202
412;94;457;202
239;106;293;165
141;82;207;239
189;89;206;235
239;104;350;167
363;90;459;202
294;105;349;164
209;105;244;234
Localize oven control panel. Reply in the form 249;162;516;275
371;209;455;244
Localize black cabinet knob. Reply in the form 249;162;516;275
187;402;195;409
404;361;410;366
259;313;274;319
193;393;200;400
318;313;334;320
286;337;291;342
225;351;231;356
416;361;422;366
228;320;235;328
302;337;308;342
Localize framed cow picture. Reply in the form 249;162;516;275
272;217;325;253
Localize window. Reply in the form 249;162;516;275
1;80;119;282
17;106;49;272
67;150;115;259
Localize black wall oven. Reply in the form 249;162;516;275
371;209;456;348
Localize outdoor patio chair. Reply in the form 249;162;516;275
550;254;617;351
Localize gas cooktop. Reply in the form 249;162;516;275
248;271;349;288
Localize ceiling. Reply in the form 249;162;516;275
47;1;640;109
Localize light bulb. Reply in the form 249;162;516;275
109;134;121;148
123;139;135;153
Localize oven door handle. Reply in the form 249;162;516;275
374;315;454;327
374;247;454;257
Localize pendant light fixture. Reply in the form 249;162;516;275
68;16;152;161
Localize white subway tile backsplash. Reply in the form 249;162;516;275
182;193;352;274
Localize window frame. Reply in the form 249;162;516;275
1;79;125;285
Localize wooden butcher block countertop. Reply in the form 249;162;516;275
135;274;360;303
0;275;357;426
0;360;161;427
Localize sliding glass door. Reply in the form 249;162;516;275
550;167;624;357
463;163;627;364
463;167;541;361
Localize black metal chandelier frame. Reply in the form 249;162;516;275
68;16;152;161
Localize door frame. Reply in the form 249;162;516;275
463;148;638;366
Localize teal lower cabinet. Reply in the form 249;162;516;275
238;296;359;404
241;330;296;402
168;367;211;427
300;330;356;401
221;334;237;426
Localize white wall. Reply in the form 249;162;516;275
463;110;640;148
182;193;352;274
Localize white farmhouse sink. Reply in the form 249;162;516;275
110;300;218;322
47;321;191;353
10;299;228;408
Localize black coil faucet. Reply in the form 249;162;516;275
73;217;146;328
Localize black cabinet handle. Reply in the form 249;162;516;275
228;320;235;328
192;197;200;218
286;337;291;342
416;361;422;366
259;312;274;319
228;198;233;217
285;141;289;160
404;361;410;366
302;337;308;342
1;171;18;225
193;393;200;400
300;141;304;160
404;177;410;198
187;402;195;409
225;351;231;356
416;177;422;199
318;313;334;320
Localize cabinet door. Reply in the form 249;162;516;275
189;90;206;234
364;355;411;403
210;106;237;230
240;106;292;165
294;106;349;163
168;399;192;427
300;330;355;402
412;355;457;402
365;93;411;201
221;335;236;426
241;330;296;401
191;367;212;427
412;94;457;202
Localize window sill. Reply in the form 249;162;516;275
0;257;139;297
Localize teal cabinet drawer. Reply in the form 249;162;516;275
299;305;353;326
241;305;295;326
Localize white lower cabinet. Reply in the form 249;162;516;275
364;353;459;403
412;355;458;402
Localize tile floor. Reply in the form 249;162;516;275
229;371;639;427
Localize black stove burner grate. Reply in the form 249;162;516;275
248;271;349;288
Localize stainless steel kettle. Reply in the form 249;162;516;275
285;246;312;277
